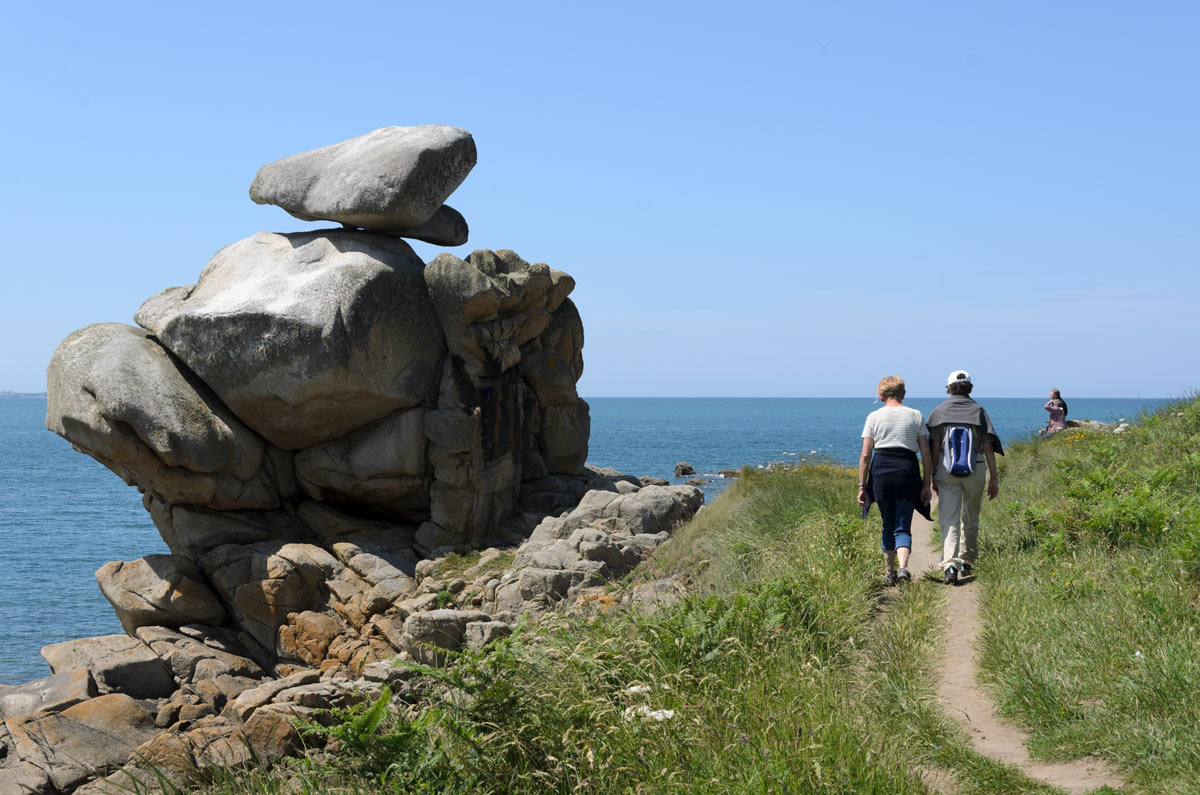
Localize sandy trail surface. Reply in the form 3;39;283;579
906;511;1125;793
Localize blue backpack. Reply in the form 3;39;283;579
942;425;975;477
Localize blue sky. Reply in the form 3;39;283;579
2;1;1196;397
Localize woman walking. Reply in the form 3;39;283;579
1042;388;1068;435
858;376;934;585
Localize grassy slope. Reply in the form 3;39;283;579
202;466;930;793
976;397;1200;793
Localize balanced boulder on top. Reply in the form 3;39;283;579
249;125;476;240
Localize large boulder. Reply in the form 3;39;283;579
41;635;176;699
3;694;159;793
249;125;476;233
294;407;429;517
95;555;227;634
135;230;445;450
46;323;284;510
0;670;95;720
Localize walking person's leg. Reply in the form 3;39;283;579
894;497;914;582
959;467;987;571
878;498;899;584
937;475;965;578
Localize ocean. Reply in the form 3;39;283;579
0;395;1166;684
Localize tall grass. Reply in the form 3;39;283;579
205;466;930;794
977;397;1200;792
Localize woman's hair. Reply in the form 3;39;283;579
877;376;906;401
1050;389;1068;417
947;380;973;396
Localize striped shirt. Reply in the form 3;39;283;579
862;405;929;453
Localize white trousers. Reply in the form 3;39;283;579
936;465;986;570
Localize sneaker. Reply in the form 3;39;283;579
896;568;912;584
883;572;898;587
943;566;958;585
960;562;973;577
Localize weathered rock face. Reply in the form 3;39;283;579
40;635;176;699
135;231;445;450
294;407;429;516
45;323;285;510
4;694;160;792
249;125;476;234
95;555;227;634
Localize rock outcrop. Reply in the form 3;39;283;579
19;126;705;794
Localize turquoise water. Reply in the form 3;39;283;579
0;395;1166;684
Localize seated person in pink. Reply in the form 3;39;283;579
1042;389;1068;434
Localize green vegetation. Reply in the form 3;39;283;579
194;399;1200;794
205;466;934;793
978;397;1200;792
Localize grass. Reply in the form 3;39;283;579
200;465;933;793
976;396;1200;792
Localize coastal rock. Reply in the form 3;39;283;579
134;625;264;684
46;323;283;510
95;555;227;634
249;125;476;232
464;620;511;650
674;462;695;477
41;635;175;699
389;204;469;246
562;485;703;537
296;501;417;547
229;670;321;721
145;496;302;560
538;399;590;474
520;298;585;406
4;694;159;793
294;407;429;517
399;609;489;665
423;363;536;542
135;230;445;450
0;670;95;720
424;249;574;377
198;541;344;661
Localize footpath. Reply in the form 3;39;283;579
906;512;1124;794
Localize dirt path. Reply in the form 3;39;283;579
909;512;1126;793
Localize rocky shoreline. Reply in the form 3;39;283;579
1;127;703;794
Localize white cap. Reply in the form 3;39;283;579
947;369;972;386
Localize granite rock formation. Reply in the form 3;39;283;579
12;126;704;794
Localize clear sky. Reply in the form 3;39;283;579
2;1;1196;398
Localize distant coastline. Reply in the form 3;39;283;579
0;391;46;398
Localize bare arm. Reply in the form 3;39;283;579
858;437;873;506
984;441;999;500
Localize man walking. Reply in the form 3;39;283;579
926;370;1003;584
